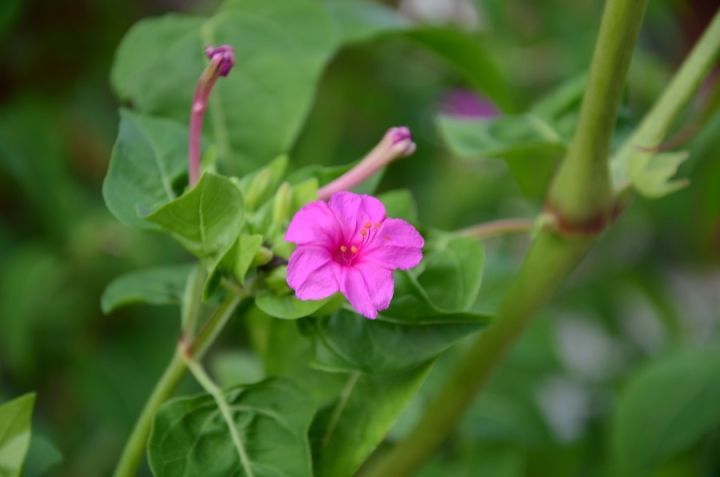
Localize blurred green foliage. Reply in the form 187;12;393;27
1;0;719;476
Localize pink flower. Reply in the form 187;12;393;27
285;192;424;319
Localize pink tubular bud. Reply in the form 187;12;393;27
188;45;235;186
317;126;417;200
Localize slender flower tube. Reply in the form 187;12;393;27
317;127;416;200
285;191;424;319
188;45;235;186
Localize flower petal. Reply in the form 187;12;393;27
287;246;339;300
285;200;340;246
363;218;424;270
328;192;386;240
358;263;394;313
341;265;394;319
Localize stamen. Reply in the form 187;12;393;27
350;245;358;254
340;245;348;252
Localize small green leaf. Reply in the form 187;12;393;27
311;365;431;477
0;393;36;477
437;114;565;200
629;150;689;198
256;292;331;320
378;189;418;223
291;178;319;212
101;264;193;314
238;156;288;211
147;173;244;258
204;234;264;298
611;346;720;477
103;110;190;228
416;236;484;312
148;378;315;477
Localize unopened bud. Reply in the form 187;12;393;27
245;168;273;211
205;45;235;77
252;246;273;266
272;182;293;227
266;266;289;295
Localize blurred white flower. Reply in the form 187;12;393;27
555;314;626;382
536;376;591;443
399;0;481;30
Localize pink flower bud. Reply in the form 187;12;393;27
204;45;235;77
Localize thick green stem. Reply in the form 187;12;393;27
364;232;592;477
112;293;243;477
549;0;648;223
364;1;649;476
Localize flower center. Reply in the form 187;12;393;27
335;244;359;265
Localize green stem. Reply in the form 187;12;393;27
112;293;243;477
364;1;649;475
549;0;649;223
182;353;255;477
611;9;720;189
112;349;186;477
181;265;206;338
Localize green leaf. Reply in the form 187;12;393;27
611;346;720;477
290;178;319;212
210;351;265;388
23;434;62;477
437;114;565;199
407;27;513;111
102;110;189;228
304;237;489;374
101;264;193;314
626;150;689;198
237;156;288;212
255;292;331;320
147;173;244;258
0;393;35;477
415;236;484;313
204;234;264;298
148;378;315;477
304;307;488;374
311;365;431;477
378;189;418;223
323;0;410;44
111;0;336;173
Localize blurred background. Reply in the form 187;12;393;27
1;0;719;475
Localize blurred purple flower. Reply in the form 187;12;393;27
440;89;499;119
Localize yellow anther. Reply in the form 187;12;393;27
340;245;348;252
364;222;371;228
374;222;381;229
361;229;367;237
350;245;358;254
